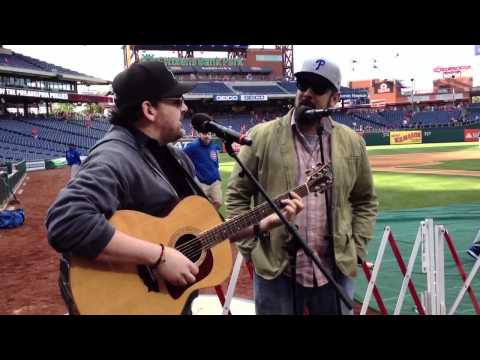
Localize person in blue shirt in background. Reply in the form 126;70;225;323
66;143;82;179
184;131;222;210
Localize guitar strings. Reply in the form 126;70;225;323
175;186;305;257
175;185;312;259
175;186;311;259
177;186;312;260
175;196;284;259
176;200;275;259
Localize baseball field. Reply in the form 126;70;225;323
1;141;479;314
219;142;480;213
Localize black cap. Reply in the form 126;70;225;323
112;62;195;107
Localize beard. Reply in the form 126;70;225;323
175;115;186;139
162;120;184;145
295;95;318;127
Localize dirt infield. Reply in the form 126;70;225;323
0;168;68;315
3;147;477;315
0;167;253;315
370;149;480;177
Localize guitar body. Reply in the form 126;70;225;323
69;196;232;315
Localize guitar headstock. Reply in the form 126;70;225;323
305;163;333;196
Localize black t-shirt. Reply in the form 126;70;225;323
122;124;196;201
147;141;195;200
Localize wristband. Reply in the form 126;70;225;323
152;244;166;268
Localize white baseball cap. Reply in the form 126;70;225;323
294;57;342;92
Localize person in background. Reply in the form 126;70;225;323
65;143;81;179
184;131;222;210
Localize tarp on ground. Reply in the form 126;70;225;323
356;203;480;315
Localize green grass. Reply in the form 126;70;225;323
373;172;480;211
218;153;236;216
367;142;475;150
367;142;478;156
413;159;480;171
217;152;480;215
219;152;234;166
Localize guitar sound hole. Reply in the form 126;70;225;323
175;234;202;263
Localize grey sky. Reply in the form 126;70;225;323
5;45;479;92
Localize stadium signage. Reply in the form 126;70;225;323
142;56;244;67
464;129;480;142
0;87;68;100
374;81;394;94
340;92;368;100
214;95;239;101
240;95;268;101
213;95;269;102
199;66;234;71
390;130;422;145
173;139;195;150
433;65;471;74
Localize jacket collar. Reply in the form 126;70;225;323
90;125;160;153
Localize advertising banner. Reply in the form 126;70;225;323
239;94;268;101
464;129;480;142
213;94;268;102
390;130;422;145
142;56;244;67
0;87;68;100
213;95;239;102
374;81;394;94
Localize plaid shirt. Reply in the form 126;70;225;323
286;112;334;288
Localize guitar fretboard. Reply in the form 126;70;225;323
194;184;310;252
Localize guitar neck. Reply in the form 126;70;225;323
196;184;309;252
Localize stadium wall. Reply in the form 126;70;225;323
0;160;26;207
363;125;480;146
422;128;466;143
363;132;390;146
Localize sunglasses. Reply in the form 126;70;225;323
296;78;332;95
159;97;185;107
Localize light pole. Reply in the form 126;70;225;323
451;75;456;109
410;78;415;113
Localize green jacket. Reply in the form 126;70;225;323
225;109;378;279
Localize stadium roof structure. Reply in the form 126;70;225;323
0;47;110;85
471;86;480;96
131;45;249;52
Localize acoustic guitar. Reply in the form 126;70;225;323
69;163;332;314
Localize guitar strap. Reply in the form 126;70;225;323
58;253;79;315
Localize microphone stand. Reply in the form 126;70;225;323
317;123;342;315
224;141;353;314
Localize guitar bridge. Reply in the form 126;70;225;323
137;265;160;292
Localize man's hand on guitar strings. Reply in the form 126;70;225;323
155;247;199;287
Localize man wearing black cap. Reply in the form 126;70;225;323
226;57;378;315
46;61;304;314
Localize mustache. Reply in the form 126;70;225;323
299;100;315;109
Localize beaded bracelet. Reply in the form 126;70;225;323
152;244;166;268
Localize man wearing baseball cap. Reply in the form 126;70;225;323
226;57;378;315
46;61;304;315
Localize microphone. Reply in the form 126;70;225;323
191;113;252;146
295;105;333;122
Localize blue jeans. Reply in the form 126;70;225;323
254;272;355;315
